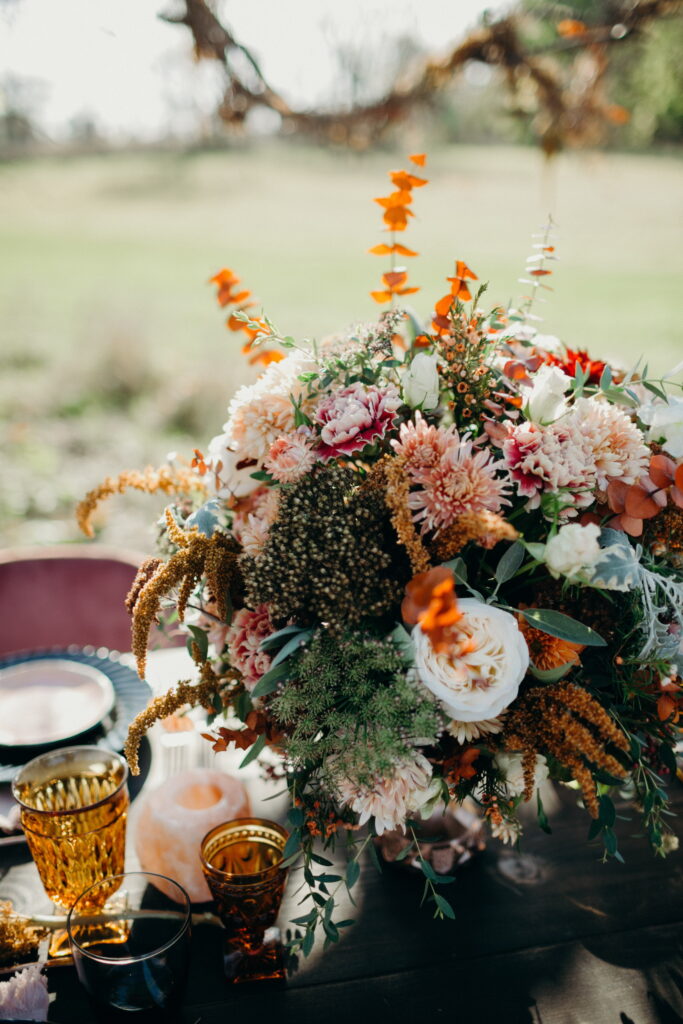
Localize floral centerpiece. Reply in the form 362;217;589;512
79;154;682;951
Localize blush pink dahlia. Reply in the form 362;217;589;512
233;487;280;557
335;752;438;835
503;418;596;516
315;382;401;460
569;397;649;490
227;605;274;692
264;433;316;484
406;433;510;535
390;410;457;471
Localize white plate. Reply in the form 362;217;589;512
0;659;116;747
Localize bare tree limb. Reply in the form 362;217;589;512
159;0;683;151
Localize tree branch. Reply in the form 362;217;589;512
159;0;683;151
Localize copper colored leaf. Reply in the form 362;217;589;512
606;479;629;514
675;463;683;492
650;454;676;488
609;513;643;537
624;485;661;520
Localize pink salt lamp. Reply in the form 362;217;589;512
134;769;250;902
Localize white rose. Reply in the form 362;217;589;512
522;363;572;424
413;598;529;721
544;522;602;582
401;352;440;410
493;752;549;798
639;395;683;459
206;432;259;500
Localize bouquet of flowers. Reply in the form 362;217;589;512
79;154;682;949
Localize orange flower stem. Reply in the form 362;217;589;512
390;229;396;308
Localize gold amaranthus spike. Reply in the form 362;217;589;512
365;456;431;576
77;463;207;538
430;510;518;562
124;665;237;775
126;508;240;679
504;682;630;817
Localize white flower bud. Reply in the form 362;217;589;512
522;363;572;424
401;352;440;410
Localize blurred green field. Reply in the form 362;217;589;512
1;143;681;548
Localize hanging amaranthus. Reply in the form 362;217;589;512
125;508;241;679
76;463;206;538
504;683;630;817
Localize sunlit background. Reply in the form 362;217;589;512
1;0;682;548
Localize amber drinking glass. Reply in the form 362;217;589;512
12;745;129;912
200;817;289;983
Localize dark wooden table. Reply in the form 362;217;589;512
2;781;682;1024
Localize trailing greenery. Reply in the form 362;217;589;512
272;629;444;787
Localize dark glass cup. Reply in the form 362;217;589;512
67;872;191;1022
200;818;289;984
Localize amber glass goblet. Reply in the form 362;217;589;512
200;817;289;983
13;745;129;954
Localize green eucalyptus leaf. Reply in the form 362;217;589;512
250;662;290;699
433;893;455;919
599;795;616;828
603;827;618;856
283;829;301;858
495;541;525;585
269;629;313;668
302;929;314;957
345;859;360;889
520;608;606;647
238;732;267;768
260;624;305;651
310;853;334;866
419;858;438;883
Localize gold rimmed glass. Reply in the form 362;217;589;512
200;817;289;983
12;746;129;915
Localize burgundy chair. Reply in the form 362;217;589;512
0;545;156;657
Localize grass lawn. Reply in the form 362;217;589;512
1;142;681;546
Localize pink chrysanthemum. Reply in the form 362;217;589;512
315;382;401;460
407;433;510;535
264;433;316;484
390;410;457;471
570;397;649;490
233;487;279;557
335;752;437;835
227;605;274;692
503;419;596;516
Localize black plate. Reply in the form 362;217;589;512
0;646;152;783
